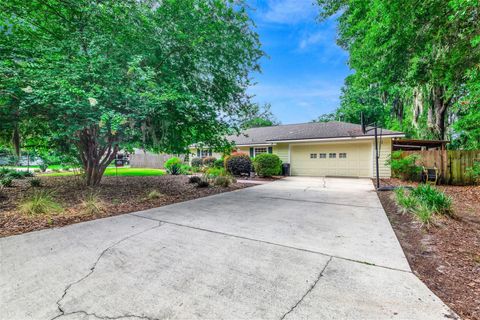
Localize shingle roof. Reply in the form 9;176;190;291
227;121;404;145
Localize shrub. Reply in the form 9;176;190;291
39;163;48;172
202;156;217;167
191;157;203;168
188;176;202;184
0;177;13;187
224;154;251;176
386;151;421;181
411;184;453;216
394;187;418;213
394;184;453;226
197;179;210;188
214;158;224;168
253;153;281;177
62;165;71;171
20;171;34;178
30;178;42;187
147;190;162;200
466;161;480;185
0;167;15;178
81;191;104;215
164;157;183;175
214;175;232;187
6;171;24;179
206;167;226;178
19;190;62;216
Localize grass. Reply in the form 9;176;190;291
81;191;105;215
19;190;63;216
42;167;165;177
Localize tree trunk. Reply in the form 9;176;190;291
431;86;449;140
76;127;119;186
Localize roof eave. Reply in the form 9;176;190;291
267;134;405;144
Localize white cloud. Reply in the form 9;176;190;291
261;0;318;25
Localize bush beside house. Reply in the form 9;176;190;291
224;154;251;176
253;154;281;177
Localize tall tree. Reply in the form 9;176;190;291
241;103;279;128
0;0;263;185
317;0;480;142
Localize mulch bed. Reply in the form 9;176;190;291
377;178;480;320
0;175;252;238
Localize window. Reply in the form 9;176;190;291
319;153;326;159
329;153;336;158
339;153;347;159
310;153;317;159
254;147;267;156
201;149;210;158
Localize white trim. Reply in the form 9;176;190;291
235;143;276;147
268;134;405;144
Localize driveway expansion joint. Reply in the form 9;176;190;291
129;213;412;274
280;257;333;320
50;222;163;320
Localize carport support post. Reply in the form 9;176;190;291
374;125;380;189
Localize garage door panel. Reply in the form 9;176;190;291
291;143;372;177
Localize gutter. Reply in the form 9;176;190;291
267;134;405;144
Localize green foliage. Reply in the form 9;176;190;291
147;190;162;200
0;167;15;178
191;158;203;168
202;157;217;168
165;157;183;175
214;176;232;188
386;151;421;181
394;185;453;225
1;0;263;185
29;178;42;187
214;158;224;168
0;177;13;187
39;163;48;172
81;191;104;215
224;154;252;176
19;190;62;216
241;103;279;129
206;167;227;178
465;161;480;185
411;185;453;216
188;176;202;184
252;154;282;177
317;0;480;144
394;188;418;213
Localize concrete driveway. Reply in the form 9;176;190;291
1;177;455;320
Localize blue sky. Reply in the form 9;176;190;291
247;0;351;124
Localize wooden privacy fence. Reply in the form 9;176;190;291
402;150;480;185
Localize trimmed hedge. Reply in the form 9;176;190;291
253;153;282;177
224;154;251;176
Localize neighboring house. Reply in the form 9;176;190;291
129;149;181;169
190;121;404;178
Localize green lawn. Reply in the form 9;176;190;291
42;167;165;177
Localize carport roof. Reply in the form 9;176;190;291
227;121;404;145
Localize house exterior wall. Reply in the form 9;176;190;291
373;138;392;178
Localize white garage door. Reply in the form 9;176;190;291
290;142;372;177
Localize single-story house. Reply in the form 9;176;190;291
190;121;404;178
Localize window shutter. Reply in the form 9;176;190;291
249;147;254;157
209;149;212;156
268;146;273;154
197;149;200;157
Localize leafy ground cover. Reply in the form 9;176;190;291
0;175;251;237
377;178;480;320
41;167;165;177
